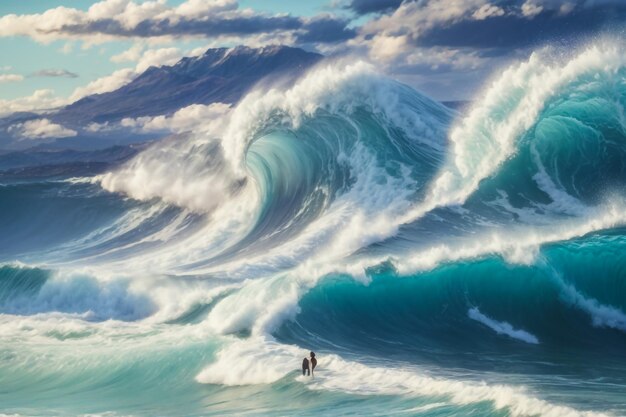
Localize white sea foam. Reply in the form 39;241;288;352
197;337;607;417
397;403;448;413
468;307;539;344
0;264;238;326
100;137;246;214
551;272;626;333
530;144;589;217
394;201;626;275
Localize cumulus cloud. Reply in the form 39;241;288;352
352;0;626;64
9;118;77;139
521;1;543;18
0;89;67;117
351;0;496;68
69;68;136;102
121;103;231;134
472;4;505;20
0;0;354;46
0;74;24;83
31;69;78;78
357;0;488;58
82;103;231;140
403;47;486;71
134;46;185;72
111;43;145;63
86;121;114;132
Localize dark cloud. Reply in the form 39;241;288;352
417;5;626;50
60;15;301;38
297;17;357;43
346;0;404;15
57;14;357;44
31;69;78;78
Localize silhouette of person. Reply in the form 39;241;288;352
310;351;317;377
302;356;310;376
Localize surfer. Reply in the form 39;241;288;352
302;356;310;376
310;351;317;377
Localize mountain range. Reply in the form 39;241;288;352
59;45;323;124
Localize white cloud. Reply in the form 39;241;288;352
404;47;485;70
9;118;77;139
59;42;74;54
0;0;304;44
111;43;145;63
521;1;543;17
0;74;24;83
0;89;67;117
189;45;209;57
135;47;184;72
113;43;206;70
367;34;410;61
362;0;488;37
121;103;231;134
357;0;492;63
82;103;233;137
175;0;237;18
472;4;505;20
86;121;114;132
558;2;575;15
348;0;498;71
69;68;136;101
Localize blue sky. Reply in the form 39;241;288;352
0;0;623;109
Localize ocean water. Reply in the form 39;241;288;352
1;41;626;417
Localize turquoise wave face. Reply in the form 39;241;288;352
465;65;626;211
279;232;626;357
2;46;626;417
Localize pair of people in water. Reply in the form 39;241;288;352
302;351;317;376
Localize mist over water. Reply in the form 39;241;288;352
2;41;626;416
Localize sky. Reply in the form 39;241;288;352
0;0;623;114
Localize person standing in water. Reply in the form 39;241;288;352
302;356;310;376
310;352;317;377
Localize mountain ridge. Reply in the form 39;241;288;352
58;45;323;124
